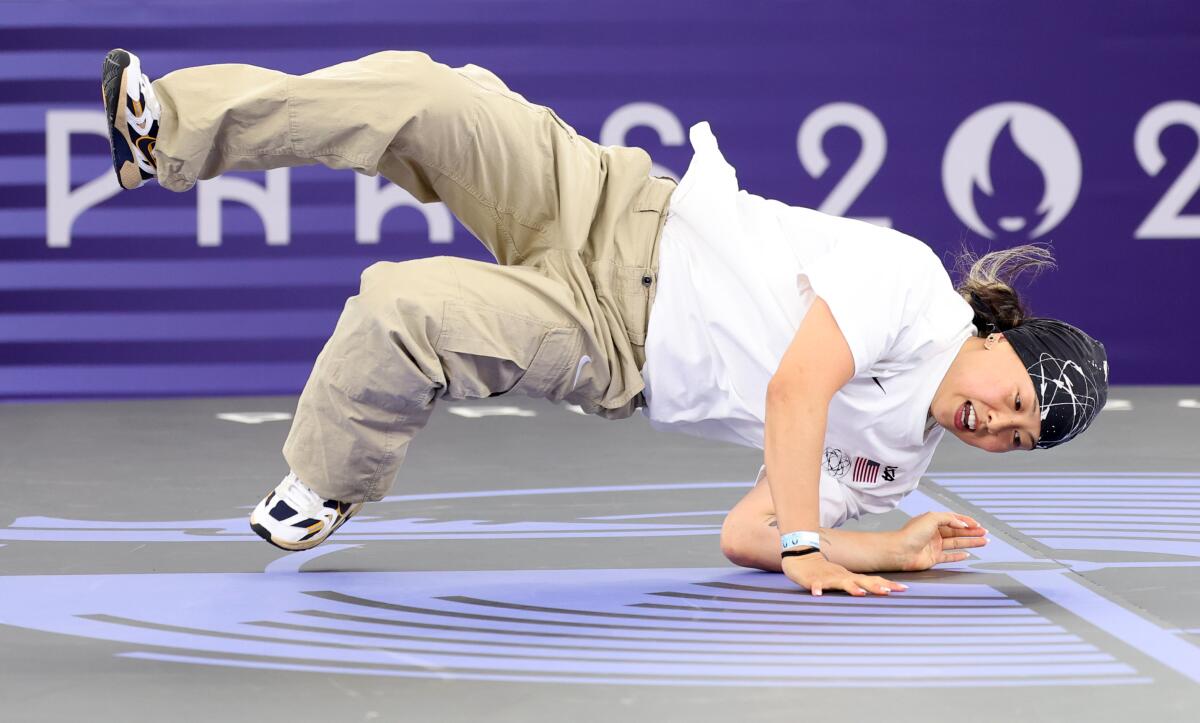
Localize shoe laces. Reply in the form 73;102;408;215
279;472;325;515
139;74;161;122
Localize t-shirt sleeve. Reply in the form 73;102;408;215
799;237;935;378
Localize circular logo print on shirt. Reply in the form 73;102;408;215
822;447;851;480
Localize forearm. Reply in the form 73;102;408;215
721;477;902;574
820;527;902;573
724;514;901;574
762;384;826;535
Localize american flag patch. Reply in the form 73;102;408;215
852;457;881;483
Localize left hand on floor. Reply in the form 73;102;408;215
892;511;988;571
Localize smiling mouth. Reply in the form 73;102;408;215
957;402;977;432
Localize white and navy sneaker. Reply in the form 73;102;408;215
101;48;160;190
249;472;362;551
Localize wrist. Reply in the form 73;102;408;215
780;530;821;551
865;530;906;572
819;528;897;573
782;551;826;567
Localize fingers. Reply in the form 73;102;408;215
812;574;907;597
785;558;908;598
942;536;989;550
926;511;986;529
953;513;981;528
937;551;972;564
940;525;989;539
934;512;987;539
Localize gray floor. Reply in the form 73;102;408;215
1;386;1198;722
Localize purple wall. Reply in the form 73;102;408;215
2;1;1198;399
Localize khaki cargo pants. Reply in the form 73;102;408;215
151;51;674;502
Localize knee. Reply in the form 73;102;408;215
357;261;405;310
359;259;409;293
720;512;760;569
357;51;475;116
353;258;453;326
358;257;441;295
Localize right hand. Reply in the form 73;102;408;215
782;553;908;596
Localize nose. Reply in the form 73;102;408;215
986;408;1016;435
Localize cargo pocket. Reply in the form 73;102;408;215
510;326;581;400
435;300;582;402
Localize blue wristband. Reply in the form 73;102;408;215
780;531;820;551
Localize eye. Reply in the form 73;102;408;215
1013;431;1021;449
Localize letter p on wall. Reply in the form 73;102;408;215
44;109;293;249
45;110;121;248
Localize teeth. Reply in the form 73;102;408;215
967;404;977;431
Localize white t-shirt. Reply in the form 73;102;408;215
642;122;976;528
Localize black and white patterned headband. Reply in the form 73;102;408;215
1001;318;1109;449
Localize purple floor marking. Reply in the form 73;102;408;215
111;652;1153;689
1;478;1193;686
907;486;1200;684
0;569;1131;687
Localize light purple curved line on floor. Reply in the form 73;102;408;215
381;481;749;504
1015;523;1200;532
0;526;715;538
1022;532;1200;541
7;515;704;531
644;601;1037;617
126;635;1113;667
154;616;1115;666
117;652;1148;688
1023;540;1200;556
906;488;1200;683
581;510;729;520
310;605;1060;637
1064;561;1200;573
265;612;1095;652
647;589;1018;609
998;511;1200;518
275;614;1084;652
264;544;360;574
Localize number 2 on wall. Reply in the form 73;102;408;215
1135;101;1200;240
796;103;891;228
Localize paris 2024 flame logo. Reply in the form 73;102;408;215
943;103;1082;240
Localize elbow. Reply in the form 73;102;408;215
766;373;825;412
765;374;795;406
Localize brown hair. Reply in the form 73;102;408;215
953;243;1057;335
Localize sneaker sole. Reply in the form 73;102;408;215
248;503;362;552
101;48;148;190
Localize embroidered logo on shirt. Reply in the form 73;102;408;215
852;456;882;484
822;447;851;480
883;465;897;482
871;376;886;394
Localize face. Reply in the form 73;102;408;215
930;333;1042;453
